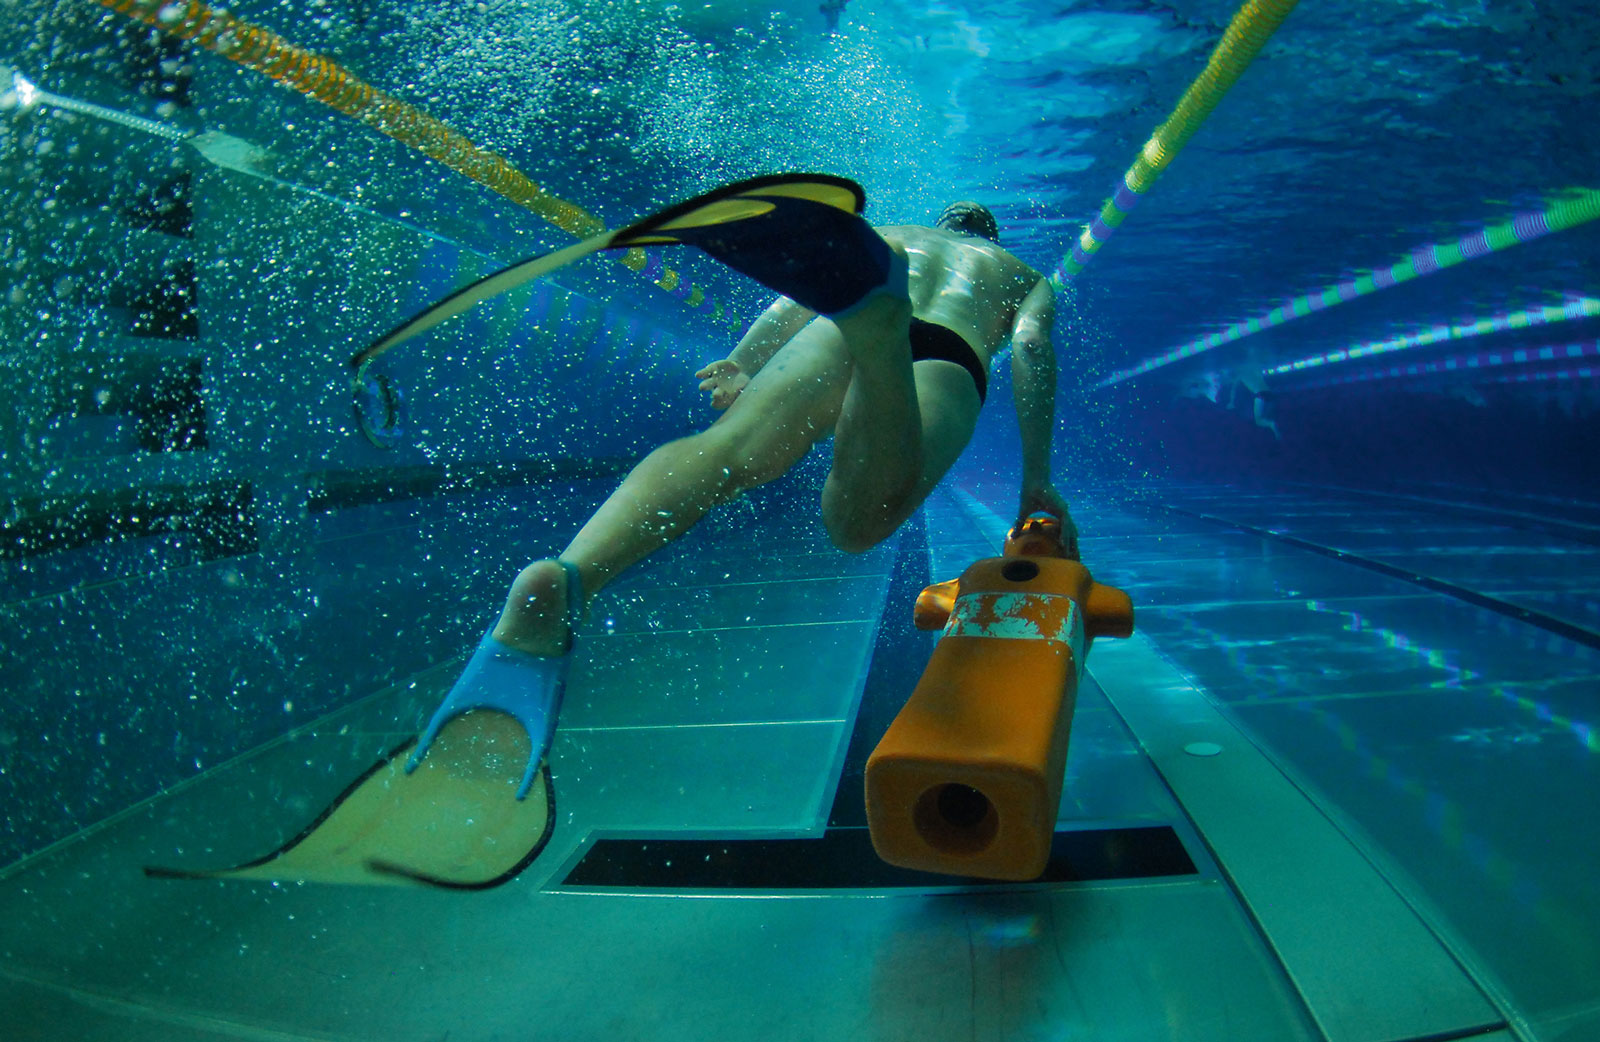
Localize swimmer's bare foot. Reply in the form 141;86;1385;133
492;559;580;656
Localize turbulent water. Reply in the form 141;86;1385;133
314;0;1598;388
7;0;1593;388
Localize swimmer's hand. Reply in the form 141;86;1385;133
696;360;749;410
1018;481;1079;557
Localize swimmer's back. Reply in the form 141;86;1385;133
880;224;1046;363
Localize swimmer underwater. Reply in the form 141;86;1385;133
405;180;1077;804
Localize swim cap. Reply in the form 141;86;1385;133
936;201;1000;243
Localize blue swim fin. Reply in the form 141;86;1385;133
405;560;582;800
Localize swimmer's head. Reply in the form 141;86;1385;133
935;200;999;244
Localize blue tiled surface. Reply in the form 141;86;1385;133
973;479;1600;1042
1128;595;1590;695
0;479;610;866
1236;683;1600;1024
0;464;838;869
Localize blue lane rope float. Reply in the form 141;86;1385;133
1267;297;1600;378
1047;0;1301;291
1100;188;1600;387
1279;338;1600;393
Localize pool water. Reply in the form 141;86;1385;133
1;2;1596;1040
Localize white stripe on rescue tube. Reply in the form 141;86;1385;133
941;592;1086;676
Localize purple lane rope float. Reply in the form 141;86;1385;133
1267;296;1600;378
1099;188;1600;387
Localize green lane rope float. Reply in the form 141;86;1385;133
1280;338;1600;394
1047;0;1301;291
1101;187;1600;387
92;0;745;334
1267;297;1600;379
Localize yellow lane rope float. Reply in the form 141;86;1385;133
96;0;745;333
1049;0;1301;289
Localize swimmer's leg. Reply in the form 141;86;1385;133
1254;395;1282;440
499;324;854;651
821;252;981;553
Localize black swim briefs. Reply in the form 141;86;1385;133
909;318;988;404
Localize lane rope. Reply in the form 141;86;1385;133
1268;297;1600;379
94;0;747;334
1100;188;1600;386
1276;338;1600;394
1047;0;1301;291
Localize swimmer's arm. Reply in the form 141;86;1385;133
697;297;813;410
726;296;816;377
1010;278;1073;535
1010;278;1057;489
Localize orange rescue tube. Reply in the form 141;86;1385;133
865;533;1133;881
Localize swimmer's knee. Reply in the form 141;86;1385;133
823;511;898;555
825;526;883;555
821;494;909;555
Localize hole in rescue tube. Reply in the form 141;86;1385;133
913;783;999;855
1001;559;1039;583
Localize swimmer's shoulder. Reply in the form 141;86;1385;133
875;224;930;245
879;224;1045;288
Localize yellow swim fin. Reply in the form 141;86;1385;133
145;710;554;890
350;172;875;371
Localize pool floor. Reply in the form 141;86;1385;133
3;478;1595;1041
